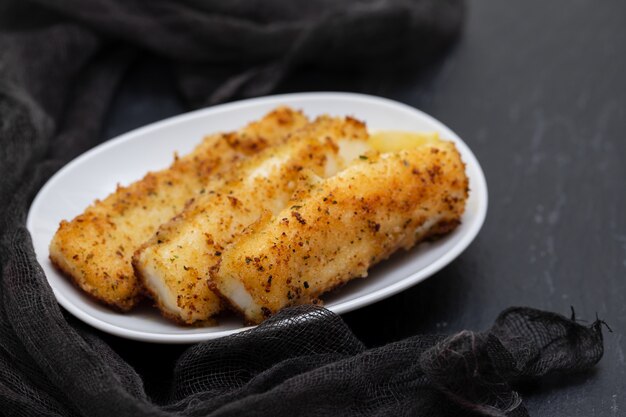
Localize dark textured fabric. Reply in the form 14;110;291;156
0;1;605;416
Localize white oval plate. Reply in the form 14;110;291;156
27;92;487;343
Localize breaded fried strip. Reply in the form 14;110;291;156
49;107;308;310
133;116;369;324
212;141;468;324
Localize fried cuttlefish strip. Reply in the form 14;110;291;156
212;140;468;324
49;107;308;310
133;116;369;324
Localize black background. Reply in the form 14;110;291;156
100;1;626;415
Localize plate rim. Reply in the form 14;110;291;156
27;91;488;343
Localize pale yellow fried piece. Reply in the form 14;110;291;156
49;107;308;310
212;141;468;324
368;131;440;152
133;116;369;324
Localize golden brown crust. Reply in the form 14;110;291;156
50;106;470;328
213;141;469;324
49;254;139;311
133;245;224;327
133;115;370;324
49;107;309;311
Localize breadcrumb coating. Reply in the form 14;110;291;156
212;141;468;324
133;116;369;324
49;107;308;310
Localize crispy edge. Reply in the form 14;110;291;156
210;142;468;323
50;106;308;313
49;247;141;311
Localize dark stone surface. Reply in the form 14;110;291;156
101;1;626;415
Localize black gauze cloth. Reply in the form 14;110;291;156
0;0;605;416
